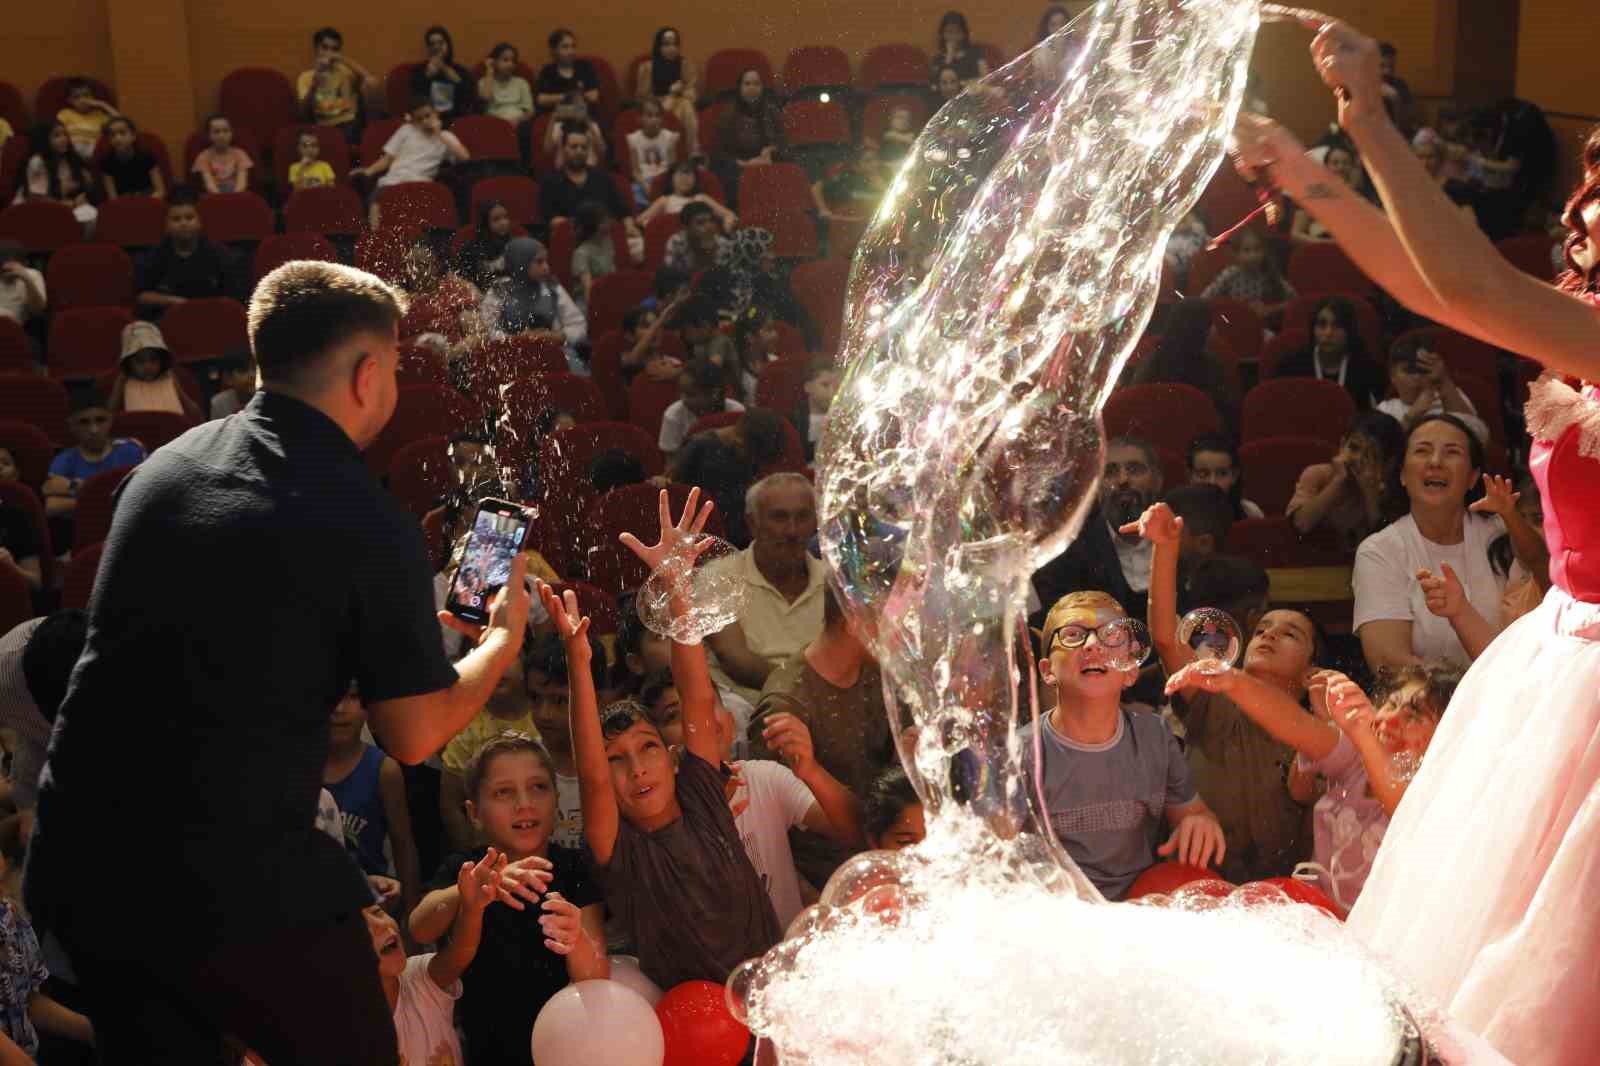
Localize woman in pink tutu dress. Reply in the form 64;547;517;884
1232;20;1600;1066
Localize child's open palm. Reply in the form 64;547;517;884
457;848;505;914
538;892;585;955
536;580;591;657
618;486;716;572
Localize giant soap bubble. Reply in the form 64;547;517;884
730;2;1492;1063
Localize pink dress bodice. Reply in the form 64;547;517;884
1526;377;1600;603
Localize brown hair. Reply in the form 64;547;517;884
248;261;407;387
1557;125;1600;297
599;698;661;742
1370;660;1465;720
463;730;556;799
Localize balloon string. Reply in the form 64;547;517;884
1205;184;1281;251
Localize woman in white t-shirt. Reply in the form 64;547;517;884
1353;413;1509;670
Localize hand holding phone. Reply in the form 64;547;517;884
443;498;533;626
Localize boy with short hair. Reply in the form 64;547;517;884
42;388;147;517
617;590;756;756
542;489;782;987
411;731;606;1066
1019;589;1226;899
352;99;469;229
620;302;682;384
659;351;743;455
297;27;377;135
287;131;336;190
57;78;118;159
1161;483;1235;562
209;352;257;419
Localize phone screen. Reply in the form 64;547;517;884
446;501;531;624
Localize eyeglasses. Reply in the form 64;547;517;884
1049;619;1141;652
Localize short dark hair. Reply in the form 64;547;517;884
739;407;788;467
588;448;646;494
1182;553;1269;616
67;385;109;415
408;96;436;116
106;115;136;135
65;78;93;96
312;27;342;49
166;187;200;210
523;628;607;694
863;767;921;842
637;668;677;719
561;124;589;147
600;699;659;742
679;201;715;228
548;28;575;51
22;610;89;725
248;261;407;387
1389;329;1441;370
463;730;556;800
682;354;728;393
204;113;230;131
491;42;517;61
1163;483;1235;544
1106;434;1161;474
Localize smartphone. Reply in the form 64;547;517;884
446;498;533;625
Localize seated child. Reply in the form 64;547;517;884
351;99;469;228
1160;484;1234;564
639;665;859;927
639;161;737;229
863;767;926;851
100;116;165;199
616;590;755;751
136;189;242;318
732;304;781;406
626;98;682;206
18;122;96;230
477;43;535;124
1018;589;1227;899
540;490;783;987
810;146;888;221
877;107;918;163
287;130;337;190
1378;331;1490;443
1168;658;1461;908
410;731;606;1066
1127;502;1316;882
1287;410;1405;549
570;199;631;309
658;353;744;455
619;302;685;384
456;199;517;288
42;387;147;517
0;448;42;591
57;78;118;159
192;114;254;194
110;321;202;419
209;352;257;418
1198;226;1295;316
0;850;95;1056
1186;433;1264;519
325;685;421;913
801;356;842;461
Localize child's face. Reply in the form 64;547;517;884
526;667;572;740
938;69;962;98
1188;449;1237;494
649;685;735;760
1312;307;1349;357
68;87;94;113
1040;607;1137;701
1241;609;1315;684
411;105;441;134
315;38;342;66
526;252;550;285
467;751;558;856
659;32;681;61
641;106;664;136
682;382;724;418
555;36;577;63
363;905;406;980
487;204;512;237
942;21;966;48
1372;680;1440;757
494;51;517;77
1389;357;1432;403
872;803;926;851
166;205;202;243
298;135;320;162
49;126;71;155
1415;142;1441;175
671;168;695;195
605;720;677;825
127;351;163;381
426;31;449;59
108;122;136;154
889;108;913;133
69;407;112;451
329;688;366;746
805;367;841;411
739;71;764;103
208;119;233;149
0;449;16;485
1325;148;1359;187
1236;234;1267;271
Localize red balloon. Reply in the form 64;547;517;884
1258;876;1345;920
1123;861;1231;900
656;979;750;1066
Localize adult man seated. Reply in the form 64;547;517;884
704;472;826;705
538;125;637;238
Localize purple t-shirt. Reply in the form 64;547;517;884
1301;732;1388;908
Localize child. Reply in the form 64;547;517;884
801;355;842;460
1287;410;1406;548
1186;433;1263;520
136;190;239;317
1019;589;1227;899
640;665;860;927
100;116;165;199
209;352;256;418
627;98;682;207
1179;552;1270;633
17;122;96;230
619;301;685;384
863;767;925;851
369;851;497;1066
616;587;757;740
732;304;781;405
351;99;469;228
325;686;421;915
0;851;94;1056
478;42;534;125
1164;208;1209;277
544;94;606;170
639;161;737;228
1127;501;1317;883
1199;226;1295;316
570;200;619;308
659;353;744;455
878;107;918;164
1168;659;1461;908
1160;484;1234;562
541;488;782;987
296;27;377;135
287;131;336;190
0;241;46;328
1377;331;1490;444
811;145;888;221
109;321;202;419
42;387;147;517
192;114;254;195
456;199;517;287
57;78;118;159
410;731;607;1066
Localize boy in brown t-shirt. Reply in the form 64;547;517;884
541;487;780;989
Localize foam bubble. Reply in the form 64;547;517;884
636;536;745;645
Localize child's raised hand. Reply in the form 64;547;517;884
1323;672;1376;734
761;711;818;776
1469;474;1520;518
457;848;504;914
535;580;591;655
618;486;716;572
539;892;585;955
368;874;402;908
1417;564;1466;620
1117;501;1182;546
1164;660;1240;698
493;854;555;910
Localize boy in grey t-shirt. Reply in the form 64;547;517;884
1019;590;1226;899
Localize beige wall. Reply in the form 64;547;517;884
1516;1;1598;204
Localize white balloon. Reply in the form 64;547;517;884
531;979;664;1066
607;954;664;1006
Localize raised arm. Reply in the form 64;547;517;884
427;851;498;988
539;580;618;864
1417;565;1496;662
1471;473;1550;591
1322;672;1411;817
762;712;863;845
1166;663;1339;762
1120;503;1190;676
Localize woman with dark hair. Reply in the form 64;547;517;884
930;11;989;87
1127;300;1236;423
456;199;516;287
1037;4;1073;41
410;25;476;119
17;122;96;229
535;29;600;113
712;68;784;210
1270;295;1385;408
635;27;700;155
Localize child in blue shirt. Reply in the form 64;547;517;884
42;388;147;518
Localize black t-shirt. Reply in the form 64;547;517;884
409;62;475;116
427;845;601;1066
538;168;628;225
100;150;158;196
26;391;457;941
0;505;37;561
535;61;599;111
138;238;238;302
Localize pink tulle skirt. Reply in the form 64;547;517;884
1349;585;1600;1066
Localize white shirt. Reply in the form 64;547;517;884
315;789;343;843
627;128;680;185
1109;522;1153;593
0;265;45;323
393;954;463;1066
658;398;744;453
1353;512;1508;664
377;125;464;187
706;546;828;703
554;771;584;850
731;759;818;927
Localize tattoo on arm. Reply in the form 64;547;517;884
1302;182;1339;201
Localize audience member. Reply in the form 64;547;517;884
619;301;685;384
641;161;733;228
1270;295;1386;408
635;27;700;156
481;238;586;359
1178;551;1270;628
732;304;781;405
192;114;253;194
662;200;733;274
538;125;633;230
209;352;257;419
456;199;516;288
703;228;816;337
352;99;469;227
412;731;604;1066
477;43;534;125
1378;42;1415;136
1037;4;1072;41
571;199;635;308
56;78;118;159
876;106;918;163
0;461;40;592
543;93;607;170
1378;331;1489;443
109;321;202;419
410;26;476;120
6;612;88;837
670;406;789;546
1199;227;1294;315
17;122;96;230
297;27;378;136
0;242;46;329
933;64;963;103
811;146;889;221
1032;436;1163;623
1480;472;1549;626
1128;300;1235;422
325;685;421;915
588;448;646;495
101;116;166;199
626;99;683;206
536;30;601;113
136;189;243;318
1287;409;1404;548
614;593;756;753
0;850;94;1056
1161;483;1234;563
712;68;785;208
42;387;146;517
1354;413;1508;670
1019;590;1226;899
1293;139;1369;241
1186;433;1263;520
800;356;841;460
659;352;744;455
930;11;989;87
287;130;337;190
862;767;926;851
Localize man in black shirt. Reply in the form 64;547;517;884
26;260;530;1064
538;125;634;232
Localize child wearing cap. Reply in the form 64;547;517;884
109;322;202;420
